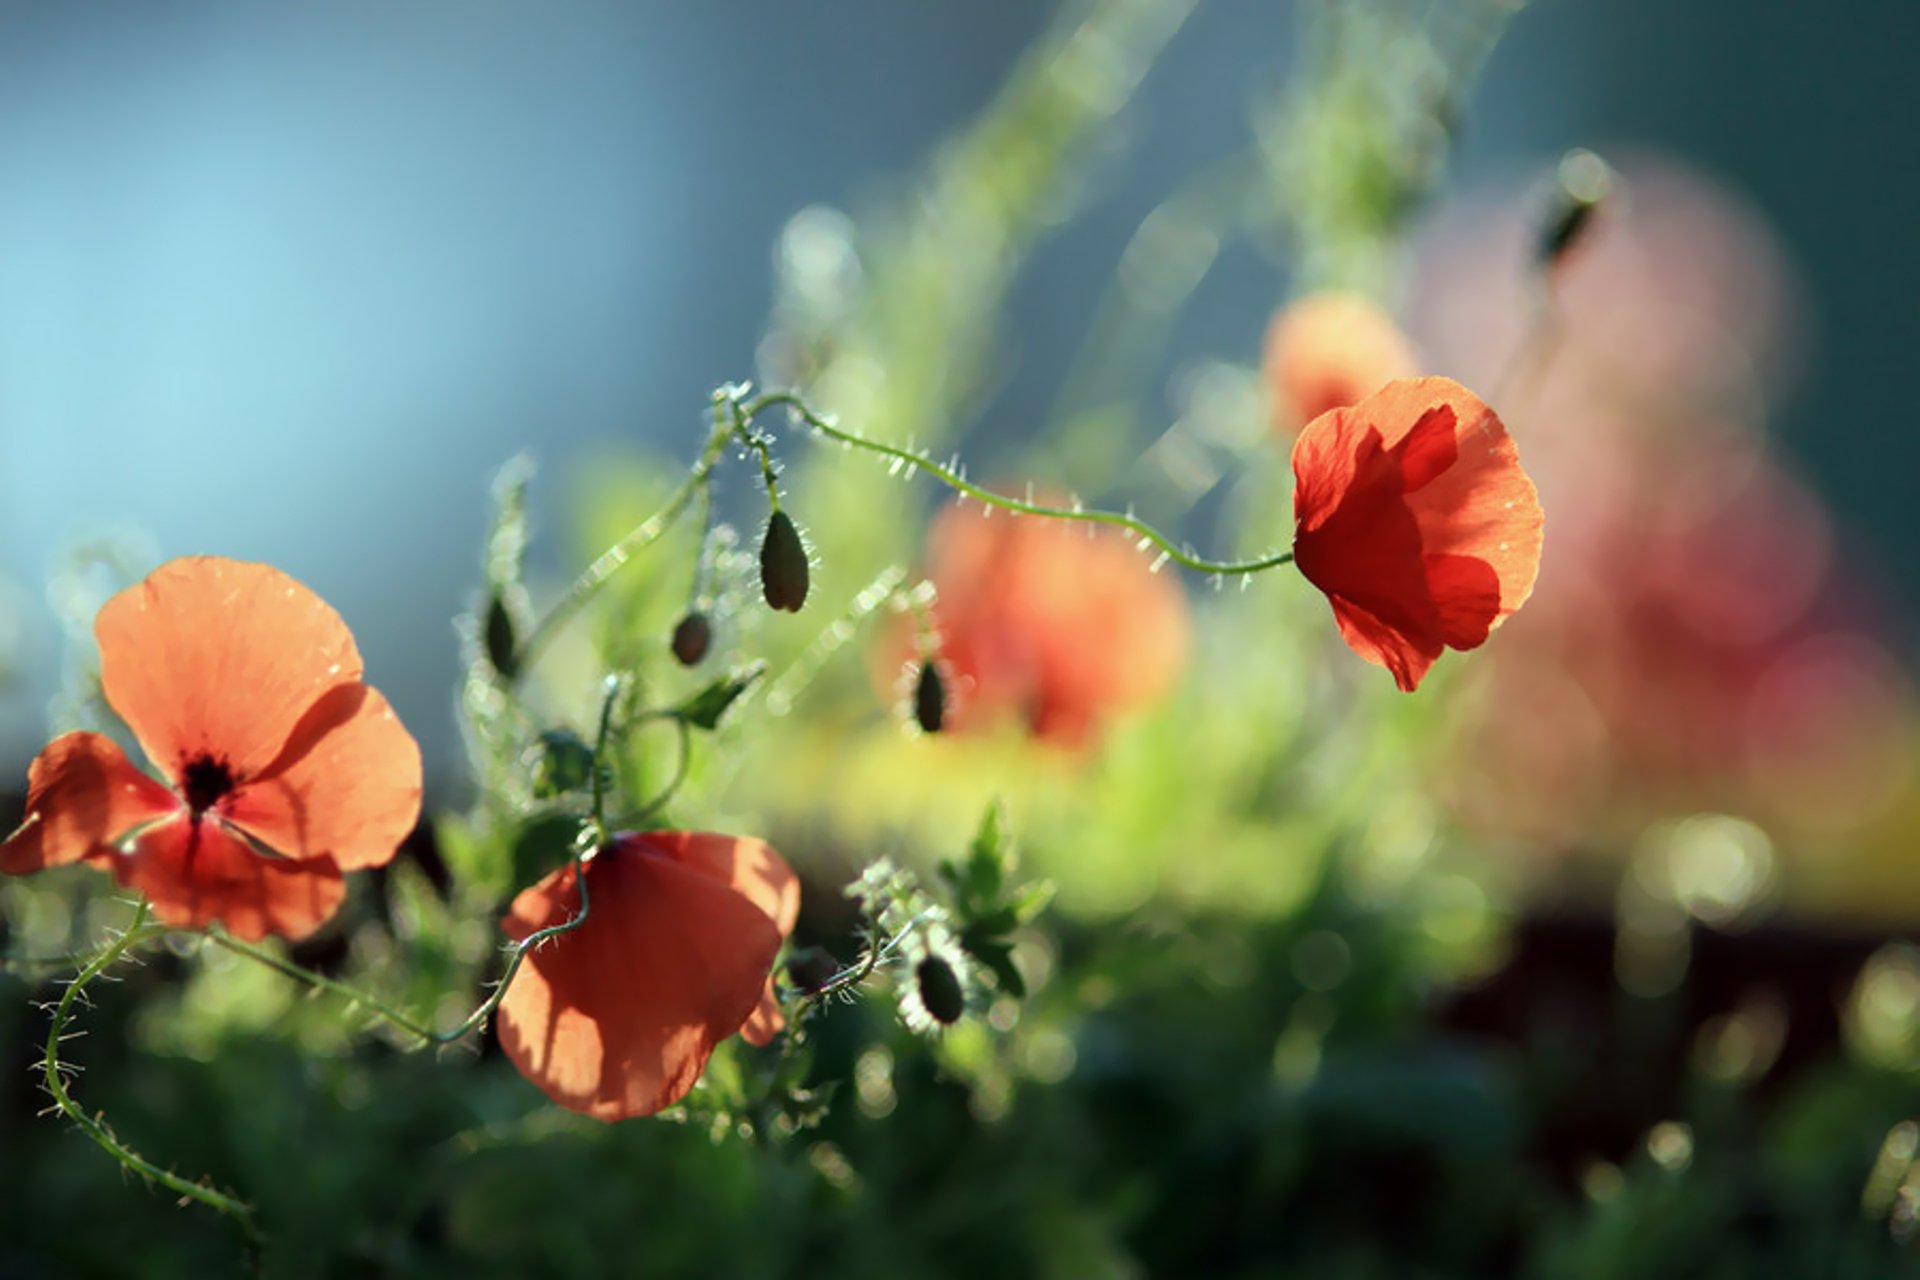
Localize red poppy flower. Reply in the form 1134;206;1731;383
906;497;1190;748
1264;291;1420;434
1292;376;1543;692
0;557;423;941
496;830;799;1121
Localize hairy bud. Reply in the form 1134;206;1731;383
913;660;946;734
760;509;810;612
670;611;713;667
914;955;966;1026
483;593;518;679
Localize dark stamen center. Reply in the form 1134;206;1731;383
180;755;236;816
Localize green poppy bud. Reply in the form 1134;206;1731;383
760;509;810;613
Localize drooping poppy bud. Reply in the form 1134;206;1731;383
1535;149;1613;270
760;509;810;613
913;659;946;734
484;592;519;679
671;611;713;667
914;954;966;1026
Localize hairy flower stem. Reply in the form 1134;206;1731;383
734;389;1296;577
207;855;594;1050
41;903;263;1247
513;401;736;677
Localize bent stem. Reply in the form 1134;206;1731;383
207;847;599;1049
513;401;737;676
737;389;1295;577
42;903;262;1246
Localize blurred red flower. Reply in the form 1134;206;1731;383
1292;377;1543;692
1409;159;1914;854
496;830;799;1121
0;557;422;941
1263;291;1420;434
913;497;1190;747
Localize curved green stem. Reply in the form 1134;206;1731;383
514;405;735;676
622;716;692;828
207;848;598;1049
205;927;441;1044
795;906;937;1012
739;389;1295;577
42;904;262;1245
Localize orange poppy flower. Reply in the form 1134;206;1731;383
1263;291;1420;434
496;830;799;1121
911;497;1190;748
0;557;423;941
1292;376;1543;692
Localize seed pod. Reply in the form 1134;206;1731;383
671;611;713;667
913;660;946;734
759;509;810;613
483;593;518;679
915;955;966;1026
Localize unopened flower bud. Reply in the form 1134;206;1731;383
1537;149;1613;270
484;592;518;679
671;612;713;667
760;509;810;613
914;955;966;1026
913;660;946;734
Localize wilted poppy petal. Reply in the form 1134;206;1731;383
646;832;801;1048
497;837;784;1121
221;682;423;871
0;732;179;874
102;814;347;942
96;558;364;784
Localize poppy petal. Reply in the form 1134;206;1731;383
96;558;364;785
1425;553;1505;651
101;814;347;942
1326;595;1441;693
1292;377;1543;691
497;838;784;1121
645;832;801;1048
221;682;423;871
649;831;799;1046
650;831;800;934
0;732;180;874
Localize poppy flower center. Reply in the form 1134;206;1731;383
179;754;236;816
